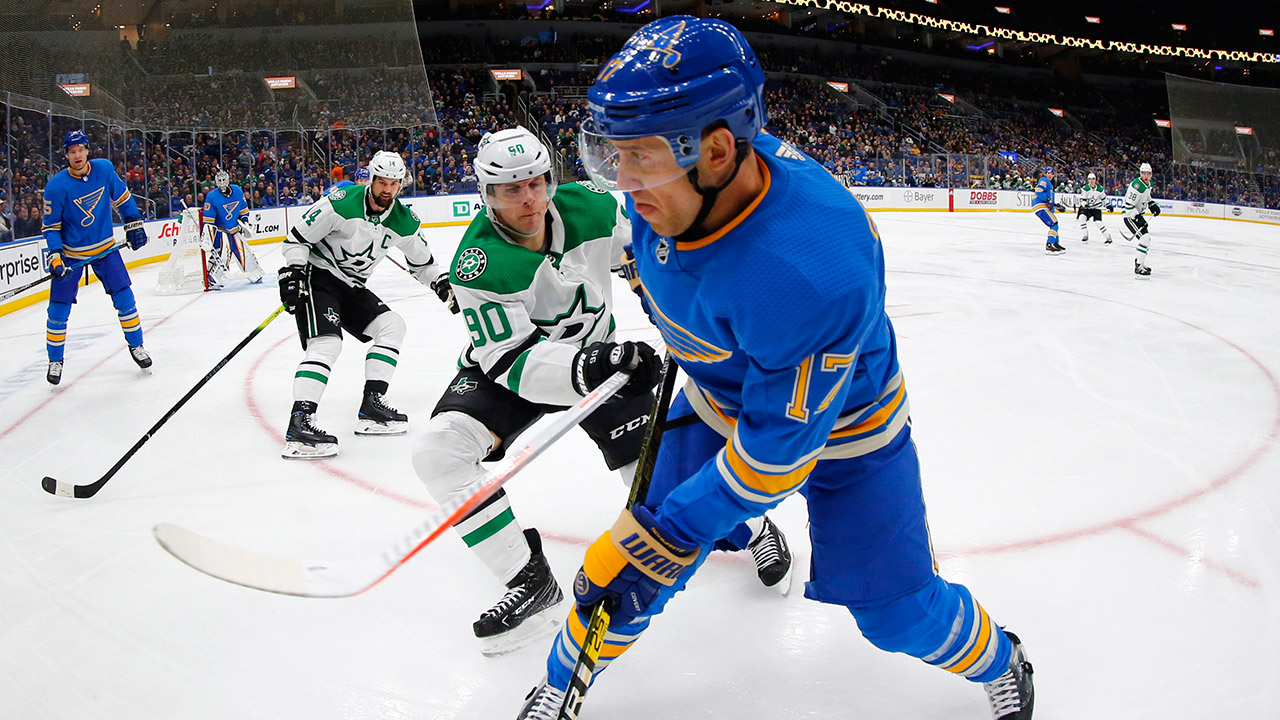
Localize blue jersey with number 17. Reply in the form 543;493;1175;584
630;131;909;547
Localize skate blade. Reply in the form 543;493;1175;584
354;419;407;436
282;441;338;459
477;602;566;657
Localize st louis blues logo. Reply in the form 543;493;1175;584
450;377;479;395
222;200;241;222
73;187;106;227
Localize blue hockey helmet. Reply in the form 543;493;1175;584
1043;166;1055;175
63;129;89;152
580;16;766;191
354;167;370;181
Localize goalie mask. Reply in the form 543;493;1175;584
215;170;231;192
475;126;557;237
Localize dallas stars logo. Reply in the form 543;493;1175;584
334;243;378;275
450;377;479;395
324;307;341;327
456;248;487;282
533;284;605;343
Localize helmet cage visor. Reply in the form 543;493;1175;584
579;115;699;192
482;172;557;211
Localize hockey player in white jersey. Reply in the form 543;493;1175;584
1120;163;1161;276
278;150;457;458
410;127;794;656
1075;172;1113;244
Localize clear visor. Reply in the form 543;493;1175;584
579;117;694;192
484;173;555;210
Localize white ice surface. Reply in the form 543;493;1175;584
1;211;1278;719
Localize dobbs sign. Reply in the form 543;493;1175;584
969;190;998;206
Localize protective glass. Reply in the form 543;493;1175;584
579;116;693;192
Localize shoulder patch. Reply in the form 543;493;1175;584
329;188;346;201
455;247;488;282
578;180;608;194
775;141;805;160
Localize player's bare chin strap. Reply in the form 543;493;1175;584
674;138;751;245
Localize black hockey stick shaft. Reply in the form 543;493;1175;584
42;304;287;499
0;243;125;302
559;353;679;719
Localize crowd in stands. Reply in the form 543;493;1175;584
4;20;1279;243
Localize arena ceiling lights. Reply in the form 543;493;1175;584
767;1;1280;63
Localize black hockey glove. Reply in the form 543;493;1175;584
278;265;309;315
1147;200;1161;216
124;220;148;250
572;341;661;399
430;275;459;314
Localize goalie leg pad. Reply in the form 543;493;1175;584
293;334;342;404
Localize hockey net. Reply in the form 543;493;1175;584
155;208;208;295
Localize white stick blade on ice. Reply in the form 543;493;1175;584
152;371;632;597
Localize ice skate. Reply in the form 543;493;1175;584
475;529;565;656
1134;259;1151;278
282;401;338;459
984;631;1034;720
515;676;566;720
355;391;408;436
47;361;63;386
1044;242;1066;256
129;345;153;369
748;516;793;595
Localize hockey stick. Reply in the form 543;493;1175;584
152;370;633;598
559;354;679;720
41;304;287;499
0;243;125;302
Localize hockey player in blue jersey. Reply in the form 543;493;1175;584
1033;167;1066;255
41;129;151;385
516;17;1033;720
325;167;369;197
202;169;263;288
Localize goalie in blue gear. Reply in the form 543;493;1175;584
515;16;1034;720
1033;166;1066;255
41;129;152;385
201;169;263;288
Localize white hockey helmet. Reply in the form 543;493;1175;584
215;169;230;191
368;151;408;182
475;125;557;212
1139;162;1153;173
1087;172;1097;180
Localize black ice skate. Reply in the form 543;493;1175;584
516;676;566;720
47;361;63;386
1134;259;1152;278
129;345;153;369
748;516;794;595
282;401;338;459
1045;242;1066;256
355;391;408;436
474;528;566;656
984;631;1034;720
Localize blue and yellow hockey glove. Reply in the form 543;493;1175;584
46;251;67;278
574;505;701;626
124;220;148;250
